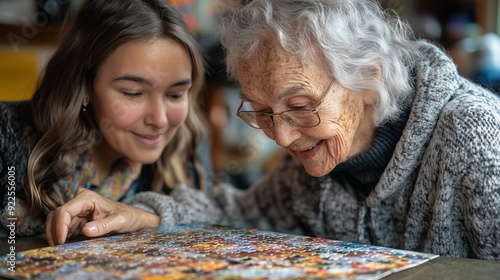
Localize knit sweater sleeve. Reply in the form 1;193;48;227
131;183;232;226
131;153;306;233
225;153;310;234
431;88;500;260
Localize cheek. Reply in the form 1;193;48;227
320;95;364;148
329;94;364;134
107;99;132;118
342;97;364;133
167;103;189;127
95;100;140;134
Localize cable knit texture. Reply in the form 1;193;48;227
132;41;500;260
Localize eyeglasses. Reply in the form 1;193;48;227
236;79;335;129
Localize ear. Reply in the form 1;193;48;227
362;64;383;105
83;94;90;106
362;89;378;105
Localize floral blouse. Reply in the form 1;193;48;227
0;151;142;237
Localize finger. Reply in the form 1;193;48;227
82;213;127;237
53;209;73;245
46;208;72;246
47;209;69;245
45;212;56;246
50;190;97;245
82;206;161;237
67;211;90;235
66;218;86;239
62;189;104;219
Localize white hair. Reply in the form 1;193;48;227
220;0;420;125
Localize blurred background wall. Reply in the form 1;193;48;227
1;0;499;188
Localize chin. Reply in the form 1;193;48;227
127;152;163;165
302;164;331;177
140;158;161;164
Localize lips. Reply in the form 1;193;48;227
301;141;320;152
297;140;323;160
133;132;163;147
139;134;161;139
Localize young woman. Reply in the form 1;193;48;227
0;0;209;243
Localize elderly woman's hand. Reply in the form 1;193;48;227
45;188;160;246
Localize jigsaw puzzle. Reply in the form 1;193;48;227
0;223;438;279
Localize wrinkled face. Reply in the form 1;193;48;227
237;42;375;177
91;38;192;164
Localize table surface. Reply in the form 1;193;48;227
1;234;499;280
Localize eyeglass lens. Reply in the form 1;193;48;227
240;110;319;129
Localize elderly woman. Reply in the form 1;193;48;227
209;0;500;259
49;0;500;260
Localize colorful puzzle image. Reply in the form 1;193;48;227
0;223;438;279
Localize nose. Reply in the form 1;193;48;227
267;117;301;147
145;99;168;128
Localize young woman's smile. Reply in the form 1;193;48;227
132;132;164;147
90;37;192;177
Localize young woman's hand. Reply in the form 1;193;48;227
45;188;160;246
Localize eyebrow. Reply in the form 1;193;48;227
115;75;154;86
114;75;192;87
240;85;306;103
240;93;255;102
171;78;193;87
277;86;305;100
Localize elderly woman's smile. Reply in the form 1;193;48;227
237;41;377;177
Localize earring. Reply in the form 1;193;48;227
82;95;89;112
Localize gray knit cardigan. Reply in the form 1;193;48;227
132;41;500;260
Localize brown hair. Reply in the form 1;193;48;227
26;0;206;216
